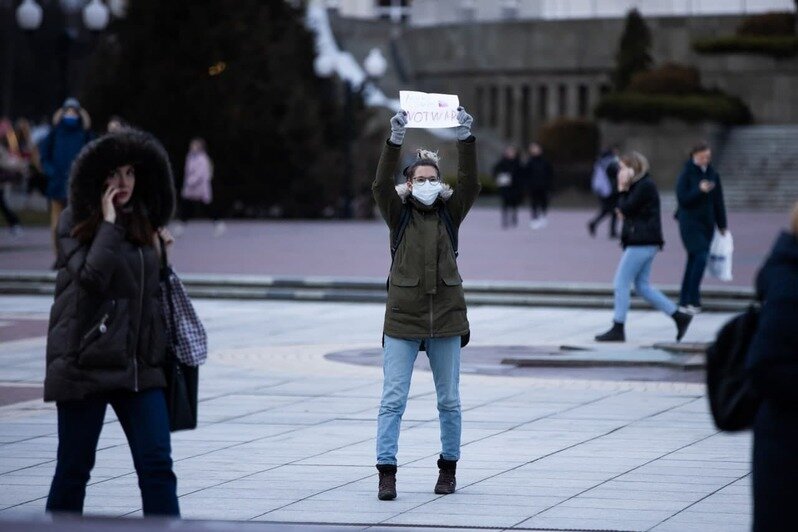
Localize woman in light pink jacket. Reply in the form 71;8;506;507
176;138;225;236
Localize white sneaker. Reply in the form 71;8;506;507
529;219;540;230
538;216;548;228
680;305;702;315
213;221;227;237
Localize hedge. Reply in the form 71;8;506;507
595;92;752;125
627;63;702;96
693;35;798;58
736;12;795;37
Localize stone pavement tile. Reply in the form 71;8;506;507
650;510;750;531
178;495;291;521
556;496;691;512
252;508;404;524
0;424;56;444
0;499;46;519
197;394;304;422
0;485;49;509
382;510;523;528
515;514;655;531
576;484;706;503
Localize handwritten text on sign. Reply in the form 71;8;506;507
399;91;460;129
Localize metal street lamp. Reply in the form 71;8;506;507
2;0;112;117
315;47;387;219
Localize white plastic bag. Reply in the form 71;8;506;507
707;229;733;282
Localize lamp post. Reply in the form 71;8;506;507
1;0;110;117
315;47;387;218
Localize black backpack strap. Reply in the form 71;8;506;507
438;205;458;258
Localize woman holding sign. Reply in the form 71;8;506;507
372;106;479;501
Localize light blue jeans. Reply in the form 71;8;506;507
376;335;461;466
613;245;678;323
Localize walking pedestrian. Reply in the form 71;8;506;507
748;202;798;532
372;106;479;501
173;138;224;237
588;145;620;238
0;119;23;236
40;98;93;257
44;129;179;517
520;142;553;229
595;151;693;343
676;142;728;314
492;145;521;228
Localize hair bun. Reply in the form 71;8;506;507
416;148;440;165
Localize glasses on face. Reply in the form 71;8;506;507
412;176;439;185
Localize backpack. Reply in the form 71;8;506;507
705;304;761;432
591;158;613;198
387;202;458;290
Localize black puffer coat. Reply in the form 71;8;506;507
44;129;175;402
746;231;798;532
617;174;664;249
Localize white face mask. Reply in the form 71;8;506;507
411;181;443;206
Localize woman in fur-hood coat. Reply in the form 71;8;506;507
44;128;180;517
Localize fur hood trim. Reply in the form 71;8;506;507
69;129;175;228
395;182;453;203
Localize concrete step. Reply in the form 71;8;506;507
0;271;755;312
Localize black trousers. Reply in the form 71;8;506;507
0;189;20;227
529;189;549;219
589;196;618;236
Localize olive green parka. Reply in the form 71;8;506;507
372;137;480;345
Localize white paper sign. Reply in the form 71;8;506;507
400;91;460;129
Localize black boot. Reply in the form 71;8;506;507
672;310;693;342
587;221;596;237
434;456;457;495
595;321;625;342
376;464;397;501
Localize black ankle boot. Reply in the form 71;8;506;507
595;321;625;342
376;464;397;500
672;310;693;342
434;456;457;495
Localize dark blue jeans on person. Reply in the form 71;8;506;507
679;249;709;307
46;388;179;516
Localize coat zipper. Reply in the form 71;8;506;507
82;312;110;341
134;247;144;392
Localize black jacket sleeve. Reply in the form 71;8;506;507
57;211;125;294
617;179;653;217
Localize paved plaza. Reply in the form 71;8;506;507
0;295;750;531
0;207;786;288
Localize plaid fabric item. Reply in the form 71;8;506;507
160;267;207;367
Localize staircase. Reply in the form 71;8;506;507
714;125;798;211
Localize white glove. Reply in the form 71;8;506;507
390;111;408;145
455;106;474;141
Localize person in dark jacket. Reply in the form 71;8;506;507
588;146;620;238
675;142;728;314
39;98;93;256
492;145;521;228
746;203;798;532
519;142;553;229
596;151;693;342
372;107;479;501
44;129;179;517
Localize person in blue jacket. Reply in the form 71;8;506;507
39;98;93;256
746;203;798;532
675;142;728;314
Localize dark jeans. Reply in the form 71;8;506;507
0;189;20;227
46;388;179;517
589;196;618;236
529;189;549;219
679;249;709;307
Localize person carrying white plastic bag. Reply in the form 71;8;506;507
707;229;734;281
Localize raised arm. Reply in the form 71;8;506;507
372;111;407;228
676;166;704;208
446;107;480;225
